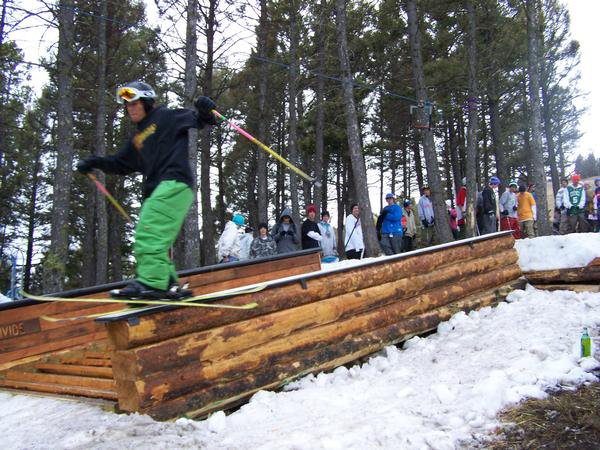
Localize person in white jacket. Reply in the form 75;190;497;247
344;204;364;260
238;227;254;260
217;213;244;263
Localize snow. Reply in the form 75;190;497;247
515;232;600;271
0;293;12;303
2;285;599;449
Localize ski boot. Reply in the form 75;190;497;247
110;280;191;301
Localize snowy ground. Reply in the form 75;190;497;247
1;233;600;450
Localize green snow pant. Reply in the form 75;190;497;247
134;180;194;290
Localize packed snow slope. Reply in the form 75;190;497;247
515;232;600;271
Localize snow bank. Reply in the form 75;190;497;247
515;233;600;271
1;286;598;450
0;293;12;303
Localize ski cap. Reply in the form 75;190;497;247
116;81;156;104
385;192;396;199
403;199;412;206
232;214;245;227
489;176;500;185
509;181;518;188
571;173;581;183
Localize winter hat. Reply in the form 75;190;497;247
518;185;526;193
306;204;317;215
258;222;268;232
571;173;581;183
509;181;518;188
385;192;396;199
489;176;500;185
232;214;245;227
403;199;412;207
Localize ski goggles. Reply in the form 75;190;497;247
116;86;154;104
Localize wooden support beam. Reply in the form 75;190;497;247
524;266;600;284
107;235;517;350
531;283;600;293
35;363;113;379
0;379;117;400
1;370;115;390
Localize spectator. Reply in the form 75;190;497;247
417;186;435;247
271;208;300;254
562;173;589;233
250;223;277;259
446;200;459;240
499;181;522;239
217;213;244;263
585;182;597;231
301;204;322;250
555;178;569;234
379;193;404;255
517;185;537;238
480;176;500;235
456;177;467;239
318;211;338;262
402;199;417;252
344;204;364;260
528;183;538;203
238;226;254;260
595;178;600;232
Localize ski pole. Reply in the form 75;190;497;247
87;173;133;223
211;109;321;188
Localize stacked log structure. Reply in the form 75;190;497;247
103;232;523;420
524;257;600;285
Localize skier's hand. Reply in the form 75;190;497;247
77;158;96;174
194;96;218;126
421;220;428;228
279;230;287;238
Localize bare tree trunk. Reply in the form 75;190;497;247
94;0;108;284
465;0;479;238
313;0;327;211
45;0;75;292
24;150;42;292
526;0;551;236
200;0;217;265
412;136;423;191
179;0;201;269
288;0;301;226
82;183;96;286
487;77;507;184
335;0;380;256
540;65;560;194
256;0;269;224
404;0;453;243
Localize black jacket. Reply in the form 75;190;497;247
481;186;497;215
90;106;206;198
301;219;321;250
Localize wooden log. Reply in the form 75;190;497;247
107;235;517;349
531;283;600;293
58;357;112;367
114;264;521;410
140;279;522;420
112;251;518;378
0;332;107;367
0;379;117;400
1;370;116;390
588;257;600;267
524;266;600;284
35;363;113;379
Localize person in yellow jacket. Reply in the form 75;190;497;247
517;184;537;238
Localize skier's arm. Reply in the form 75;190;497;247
77;141;140;175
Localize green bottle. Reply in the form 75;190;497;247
581;328;591;358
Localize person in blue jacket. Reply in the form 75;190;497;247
379;193;404;255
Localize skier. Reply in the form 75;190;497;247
218;214;245;263
76;81;217;300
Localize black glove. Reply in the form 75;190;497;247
429;218;435;226
513;205;518;211
421;220;428;228
501;210;509;217
76;157;101;174
286;229;295;236
194;96;217;126
279;230;286;238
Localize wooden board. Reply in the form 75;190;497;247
524;266;600;284
532;283;600;293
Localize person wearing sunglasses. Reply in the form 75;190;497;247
76;81;217;300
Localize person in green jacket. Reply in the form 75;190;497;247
77;81;217;299
562;173;590;233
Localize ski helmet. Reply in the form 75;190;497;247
116;81;156;112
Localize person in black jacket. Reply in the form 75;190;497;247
480;176;501;235
301;204;322;249
76;81;217;299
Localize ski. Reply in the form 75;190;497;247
24;284;265;322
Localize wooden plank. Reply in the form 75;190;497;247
0;379;117;400
532;283;600;293
1;370;116;390
0;331;107;367
113;264;521;409
83;351;111;359
136;279;522;419
35;363;113;379
524;266;600;284
107;236;517;350
0;299;116;326
112;251;519;379
58;357;112;367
